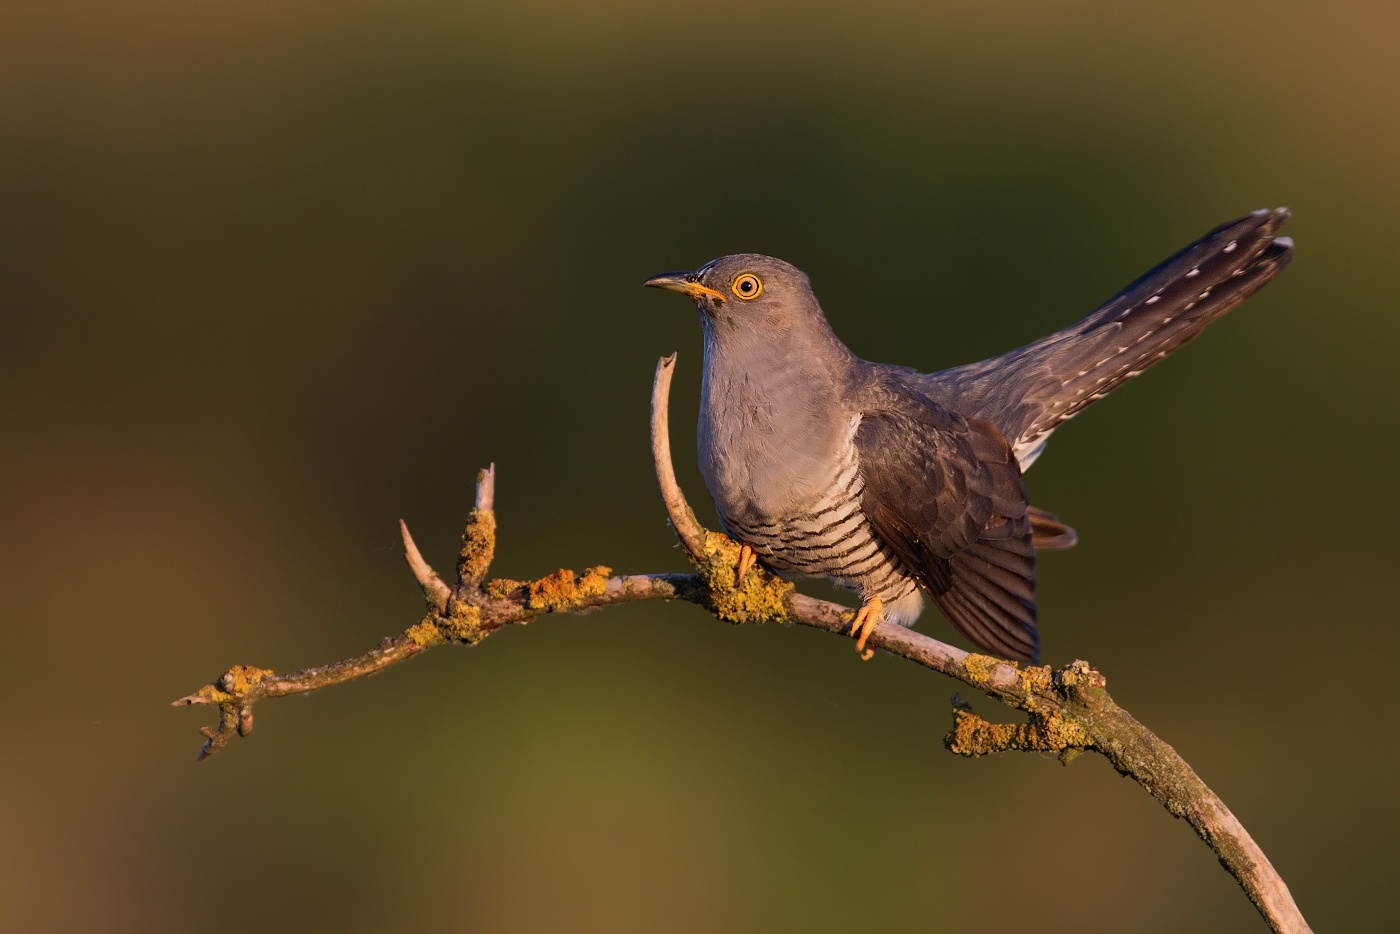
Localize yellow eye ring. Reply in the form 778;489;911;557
731;273;763;300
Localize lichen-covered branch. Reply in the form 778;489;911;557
173;355;1309;934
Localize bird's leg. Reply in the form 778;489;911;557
735;543;758;585
850;595;883;661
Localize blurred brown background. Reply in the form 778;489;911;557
2;1;1395;931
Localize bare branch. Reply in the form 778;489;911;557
174;354;1310;933
399;520;450;614
475;462;495;512
650;353;707;562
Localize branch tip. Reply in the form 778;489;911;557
650;354;707;562
475;463;496;513
399;519;451;613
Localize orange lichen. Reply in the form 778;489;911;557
525;566;613;612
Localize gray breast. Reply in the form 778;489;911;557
694;335;920;611
710;421;920;608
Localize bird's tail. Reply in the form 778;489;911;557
918;208;1294;467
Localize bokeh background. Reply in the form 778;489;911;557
3;1;1395;931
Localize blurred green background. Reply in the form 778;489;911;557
2;1;1394;931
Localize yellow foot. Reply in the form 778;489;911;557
736;543;758;585
850;595;884;661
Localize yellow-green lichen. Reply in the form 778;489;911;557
525;566;613;613
944;706;1092;759
220;665;275;697
456;508;497;584
1035;709;1093;751
442;602;485;643
1016;664;1054;712
962;653;998;689
696;532;792;624
407;602;489;646
406;618;445;647
1055;659;1109;708
1017;664;1053;694
191;683;234;705
483;577;526;600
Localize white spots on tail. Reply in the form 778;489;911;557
1041;228;1261;449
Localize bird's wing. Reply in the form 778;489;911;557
853;377;1040;662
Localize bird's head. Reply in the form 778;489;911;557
643;254;823;337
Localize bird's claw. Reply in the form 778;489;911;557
736;543;757;585
851;596;883;661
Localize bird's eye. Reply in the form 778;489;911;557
731;274;763;299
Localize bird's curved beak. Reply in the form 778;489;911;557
643;271;726;303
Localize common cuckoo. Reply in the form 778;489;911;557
644;208;1292;663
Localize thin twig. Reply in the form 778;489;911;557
174;354;1310;934
399;521;449;614
650;353;707;560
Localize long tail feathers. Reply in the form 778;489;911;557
915;208;1294;468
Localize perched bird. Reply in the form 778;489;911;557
645;209;1292;663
